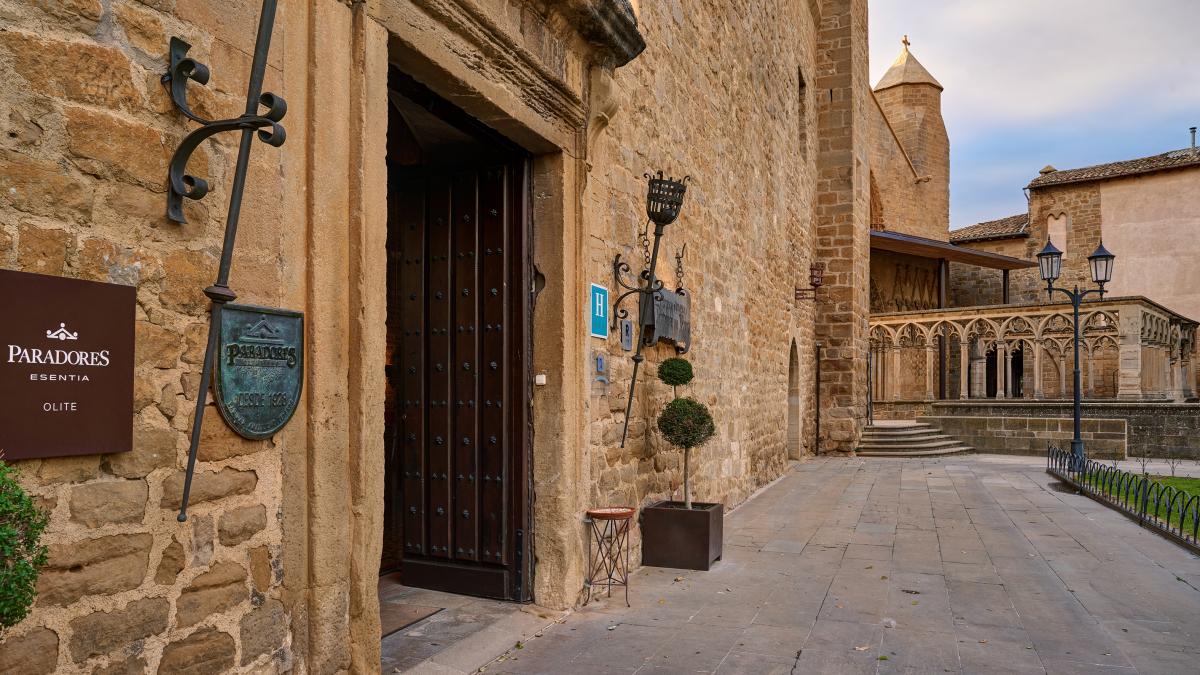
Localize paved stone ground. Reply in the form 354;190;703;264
380;581;563;673
483;455;1200;675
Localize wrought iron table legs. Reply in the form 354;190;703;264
584;508;634;607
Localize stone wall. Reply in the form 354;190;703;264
874;400;1200;459
581;0;820;562
948;236;1026;307
813;0;872;453
0;0;883;667
0;0;293;672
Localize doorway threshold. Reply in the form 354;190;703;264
379;573;565;674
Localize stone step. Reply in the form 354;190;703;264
857;445;973;457
858;438;966;451
859;436;958;447
864;422;934;431
861;430;946;440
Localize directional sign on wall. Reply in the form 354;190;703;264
589;283;609;339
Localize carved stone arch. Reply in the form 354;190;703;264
927;320;958;342
1001;315;1035;338
966;317;999;341
1081;309;1117;332
915;322;936;347
896;322;923;348
1038;313;1073;338
870;324;895;348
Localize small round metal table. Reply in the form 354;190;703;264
584;506;635;606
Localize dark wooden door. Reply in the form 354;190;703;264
383;162;530;600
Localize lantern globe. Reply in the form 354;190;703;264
1037;239;1063;282
1088;240;1115;286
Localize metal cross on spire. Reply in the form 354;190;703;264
902;35;910;49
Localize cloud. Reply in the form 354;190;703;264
869;0;1200;229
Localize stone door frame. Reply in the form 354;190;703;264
279;1;604;671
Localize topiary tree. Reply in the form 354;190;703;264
657;357;694;392
0;456;49;633
656;359;714;508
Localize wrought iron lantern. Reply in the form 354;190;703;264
646;172;689;226
1036;238;1063;282
612;171;691;447
795;262;825;301
1088;240;1115;288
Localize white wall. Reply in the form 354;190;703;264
1101;169;1200;322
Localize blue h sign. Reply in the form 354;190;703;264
589;283;609;339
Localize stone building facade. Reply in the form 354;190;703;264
0;0;919;672
945;148;1200;400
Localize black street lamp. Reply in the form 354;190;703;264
1036;238;1116;470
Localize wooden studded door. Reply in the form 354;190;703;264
384;161;531;601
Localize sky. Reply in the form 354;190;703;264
868;0;1200;230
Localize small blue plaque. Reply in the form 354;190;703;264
589;283;609;339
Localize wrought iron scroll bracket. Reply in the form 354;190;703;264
162;38;287;224
165;0;286;522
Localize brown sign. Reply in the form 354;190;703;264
0;269;135;460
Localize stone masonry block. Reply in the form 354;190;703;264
175;561;248;627
68;597;168;662
0;33;138;110
68;479;147;527
37;533;152;606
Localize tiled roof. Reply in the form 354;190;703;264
949;213;1029;243
1027;148;1200;189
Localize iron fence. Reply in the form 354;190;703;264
1047;445;1200;552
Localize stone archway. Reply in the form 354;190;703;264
788;340;802;459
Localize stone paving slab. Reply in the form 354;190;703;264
481;455;1200;675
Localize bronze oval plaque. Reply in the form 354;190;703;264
214;304;303;440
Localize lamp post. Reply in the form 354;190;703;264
1036;238;1115;470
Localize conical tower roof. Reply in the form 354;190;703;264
874;36;942;92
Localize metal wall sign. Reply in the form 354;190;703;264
648;290;691;353
214;304;303;440
589;283;609;339
0;269;135;460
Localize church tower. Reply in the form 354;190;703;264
874;37;950;235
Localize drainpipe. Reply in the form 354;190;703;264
814;341;822;456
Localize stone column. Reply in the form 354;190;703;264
1057;353;1068;398
891;345;902;401
1033;342;1044;399
1003;344;1014;398
1164;347;1174;399
1117;306;1144;399
1086;349;1095;398
813;0;872;452
995;342;1007;399
969;341;987;398
959;338;970;399
925;345;937;401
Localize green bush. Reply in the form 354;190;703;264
657;397;715;450
0;459;49;632
657;357;694;387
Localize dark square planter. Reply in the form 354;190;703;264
640;500;723;571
